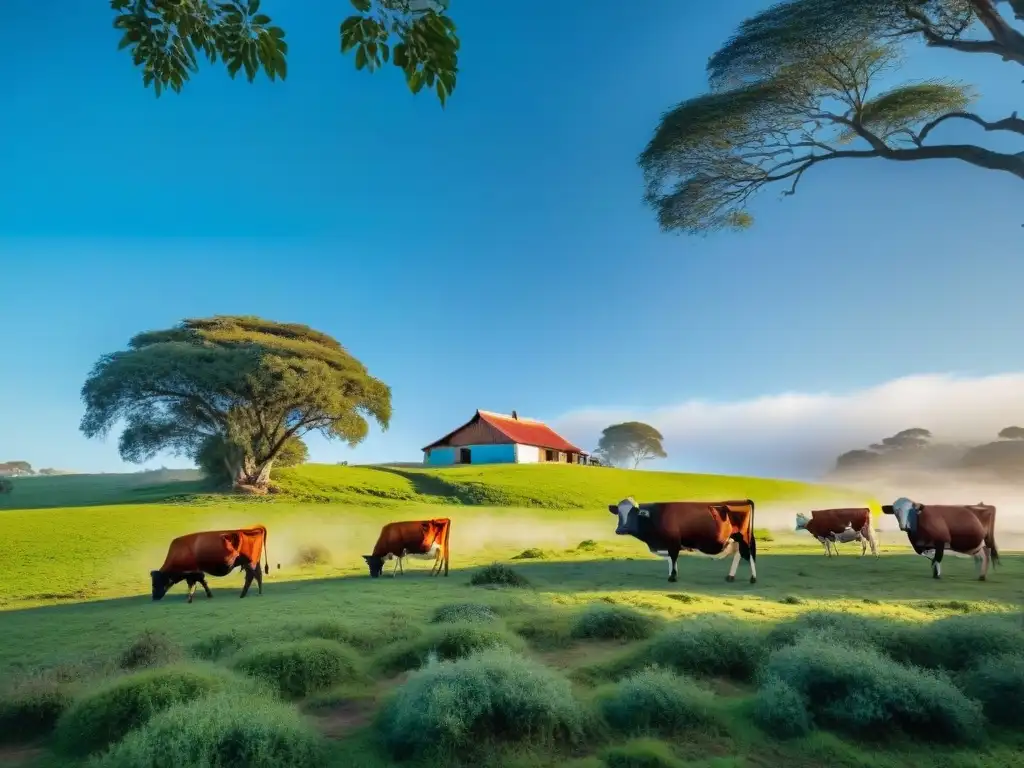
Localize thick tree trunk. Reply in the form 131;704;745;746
233;456;275;489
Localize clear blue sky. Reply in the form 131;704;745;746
1;1;1021;473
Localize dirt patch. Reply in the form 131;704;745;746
311;699;376;740
0;743;45;766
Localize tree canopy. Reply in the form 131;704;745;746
596;422;668;469
80;315;390;489
111;0;460;105
640;0;1024;234
998;425;1024;439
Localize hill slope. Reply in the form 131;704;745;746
273;463;873;510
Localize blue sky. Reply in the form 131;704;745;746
1;1;1022;477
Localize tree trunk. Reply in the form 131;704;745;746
233;456;276;489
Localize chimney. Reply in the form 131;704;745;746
511;410;518;420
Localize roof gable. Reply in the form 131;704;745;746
423;410;585;454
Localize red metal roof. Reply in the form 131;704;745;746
422;410;585;454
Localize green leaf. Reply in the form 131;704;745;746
436;80;447;107
355;46;368;71
408;70;424;93
350;0;372;11
252;14;271;25
247;0;259;15
380;43;390;63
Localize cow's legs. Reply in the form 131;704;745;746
430;549;443;576
726;546;742;582
667;550;679;583
253;562;264;595
240;565;256;597
977;545;990;581
931;543;945;579
199;575;213;599
185;576;199;604
748;554;757;584
819;537;830;556
860;537;867;557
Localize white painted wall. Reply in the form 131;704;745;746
515;444;540;463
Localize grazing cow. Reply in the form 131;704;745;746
795;508;879;558
363;518;451;578
151;526;275;603
882;498;999;580
609;497;757;583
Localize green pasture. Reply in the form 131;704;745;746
1;465;1021;767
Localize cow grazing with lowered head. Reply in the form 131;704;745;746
882;498;999;580
151;526;277;603
363;518;451;578
609;497;757;583
795;508;878;558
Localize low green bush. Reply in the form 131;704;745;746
232;639;362;699
601;738;685;768
751;675;813;739
190;630;250;661
764;611;907;653
511;548;548;560
763;636;983;742
896;613;1024;672
571;604;658;642
599;667;715;736
376;622;525;674
0;678;72;744
91;694;326;768
645;618;766;681
959;653;1024;727
55;664;244;757
469;563;531;588
118;631;183;670
430;602;499;625
300;615;421;652
510;608;575;651
376;649;587;762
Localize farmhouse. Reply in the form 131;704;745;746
422;410;588;466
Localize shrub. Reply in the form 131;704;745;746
55;664;244;757
577;539;599;551
571;604;658;642
119;631;183;670
511;548;547;560
600;668;715;736
295;545;331;566
896;613;1024;672
751;676;812;739
377;649;587;762
469;563;531;588
601;739;685;768
511;608;575;651
0;678;72;744
300;615;421;652
376;623;525;674
91;694;326;768
233;640;362;699
645;618;766;681
431;602;498;625
765;611;906;653
960;653;1024;727
762;636;983;743
190;630;249;661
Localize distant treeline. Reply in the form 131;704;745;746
833;427;1024;479
0;461;69;477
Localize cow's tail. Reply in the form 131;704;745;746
442;518;451;577
863;515;880;556
263;527;270;575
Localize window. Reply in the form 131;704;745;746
545;449;555;462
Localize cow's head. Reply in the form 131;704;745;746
150;570;173;601
794;512;809;531
363;555;385;578
608;497;647;536
887;497;918;531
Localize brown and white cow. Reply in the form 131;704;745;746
151;525;276;602
363;518;451;578
609;497;757;583
795;508;878;558
883;497;999;580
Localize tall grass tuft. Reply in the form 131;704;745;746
90;694;326;768
571;604;658;643
751;675;813;739
376;623;525;675
599;667;716;736
376;649;588;763
959;653;1024;727
232;639;362;699
430;602;499;625
118;631;183;670
601;738;686;768
469;563;531;588
55;664;246;757
762;635;983;742
645;618;766;681
0;678;72;744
